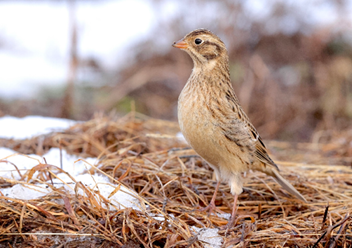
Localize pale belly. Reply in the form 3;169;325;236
178;86;250;179
179;108;221;167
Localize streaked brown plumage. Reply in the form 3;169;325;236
173;29;306;227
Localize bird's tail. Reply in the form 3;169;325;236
271;169;307;202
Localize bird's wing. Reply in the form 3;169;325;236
220;93;279;171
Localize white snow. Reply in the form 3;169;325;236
192;226;223;248
217;213;231;220
0;116;142;211
1;183;51;200
0;115;77;139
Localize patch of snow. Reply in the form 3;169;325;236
149;213;175;222
0;142;142;211
191;226;223;248
217;212;231;220
0;148;88;180
64;173;142;211
0;147;42;180
151;214;166;222
1;183;50;200
0;115;142;210
0;116;76;139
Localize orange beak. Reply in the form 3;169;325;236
172;39;188;49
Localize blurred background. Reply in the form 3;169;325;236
0;0;352;142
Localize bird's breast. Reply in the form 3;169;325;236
178;82;223;167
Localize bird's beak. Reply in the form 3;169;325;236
172;39;188;49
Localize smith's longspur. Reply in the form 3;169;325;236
172;29;306;228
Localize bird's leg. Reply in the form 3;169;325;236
198;181;224;214
221;194;238;230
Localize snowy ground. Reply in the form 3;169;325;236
0;115;77;139
0;115;223;247
0;116;141;209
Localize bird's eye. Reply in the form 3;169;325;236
194;38;203;45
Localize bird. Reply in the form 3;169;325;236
172;29;306;228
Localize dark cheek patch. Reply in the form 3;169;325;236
204;54;217;60
201;41;222;60
215;43;222;54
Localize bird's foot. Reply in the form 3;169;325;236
220;215;237;231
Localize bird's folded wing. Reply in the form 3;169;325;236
220;106;279;171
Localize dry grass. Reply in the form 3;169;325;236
0;112;351;247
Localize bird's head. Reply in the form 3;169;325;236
172;29;228;69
